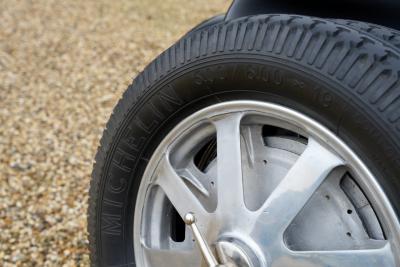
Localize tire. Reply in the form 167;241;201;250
184;14;225;37
88;14;400;266
333;19;400;51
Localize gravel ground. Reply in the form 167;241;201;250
0;1;229;266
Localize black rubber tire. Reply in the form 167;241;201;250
185;14;225;37
88;14;400;266
334;19;400;51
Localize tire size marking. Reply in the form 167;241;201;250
313;86;334;108
246;65;283;85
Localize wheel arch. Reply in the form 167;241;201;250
225;0;400;30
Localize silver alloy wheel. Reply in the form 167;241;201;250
133;101;400;267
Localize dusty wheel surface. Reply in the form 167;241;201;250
88;14;400;266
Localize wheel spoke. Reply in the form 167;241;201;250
253;138;344;239
177;160;211;197
241;125;265;168
154;154;208;223
213;113;245;214
143;246;201;266
278;243;395;267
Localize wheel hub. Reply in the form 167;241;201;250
215;238;260;267
185;212;261;267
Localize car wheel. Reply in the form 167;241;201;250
88;14;400;266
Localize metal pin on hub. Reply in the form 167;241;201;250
184;212;224;267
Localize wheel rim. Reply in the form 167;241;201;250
133;101;400;267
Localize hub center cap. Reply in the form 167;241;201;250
185;212;261;267
216;238;260;267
